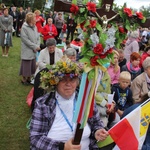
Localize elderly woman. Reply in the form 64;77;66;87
64;47;77;61
35;38;63;76
121;52;141;81
124;30;139;62
19;12;41;85
42;18;58;45
131;57;150;103
0;7;13;57
30;57;109;150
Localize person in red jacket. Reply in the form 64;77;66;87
140;46;150;69
42;18;58;45
34;10;45;33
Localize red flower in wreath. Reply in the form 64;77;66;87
80;21;86;30
93;44;104;55
90;55;99;66
123;8;132;17
106;48;113;54
136;12;144;20
86;2;96;13
70;4;79;15
99;54;107;59
118;26;125;33
89;20;97;28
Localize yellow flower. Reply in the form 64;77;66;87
63;62;67;68
49;78;57;85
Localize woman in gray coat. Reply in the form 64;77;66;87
19;12;41;85
0;7;13;57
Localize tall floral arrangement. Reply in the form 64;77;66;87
70;0;146;79
70;0;116;79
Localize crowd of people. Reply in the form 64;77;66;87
1;2;150;150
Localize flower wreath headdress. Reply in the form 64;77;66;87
40;56;84;90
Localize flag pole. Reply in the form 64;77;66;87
73;123;84;145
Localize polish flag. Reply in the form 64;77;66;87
108;99;150;150
109;107;140;150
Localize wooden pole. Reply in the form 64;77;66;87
73;123;84;145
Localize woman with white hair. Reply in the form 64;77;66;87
64;47;77;61
131;57;150;103
124;30;140;62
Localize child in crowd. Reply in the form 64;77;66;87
59;20;67;40
63;40;71;52
107;50;120;85
108;71;133;128
112;71;133;116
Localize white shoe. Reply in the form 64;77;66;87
12;28;15;33
30;78;35;85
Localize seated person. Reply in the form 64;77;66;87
107;50;120;85
117;49;127;69
30;57;109;149
64;47;77;61
63;40;71;52
121;52;141;81
131;57;150;103
140;46;150;69
71;37;84;47
34;38;63;76
108;71;133;128
71;38;84;54
95;71;113;127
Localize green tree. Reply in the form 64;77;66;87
33;0;46;11
139;5;150;18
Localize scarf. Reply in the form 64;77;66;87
126;62;140;74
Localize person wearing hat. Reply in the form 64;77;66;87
0;7;13;57
30;57;109;150
131;57;150;103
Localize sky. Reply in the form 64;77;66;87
45;0;150;10
114;0;150;10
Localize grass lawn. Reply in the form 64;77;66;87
0;36;32;150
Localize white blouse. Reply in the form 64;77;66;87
47;92;91;150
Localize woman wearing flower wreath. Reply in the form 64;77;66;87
30;57;109;150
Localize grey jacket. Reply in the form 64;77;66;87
20;22;40;60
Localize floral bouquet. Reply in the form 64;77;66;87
70;0;145;79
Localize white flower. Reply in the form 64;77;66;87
107;26;116;37
90;33;99;47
